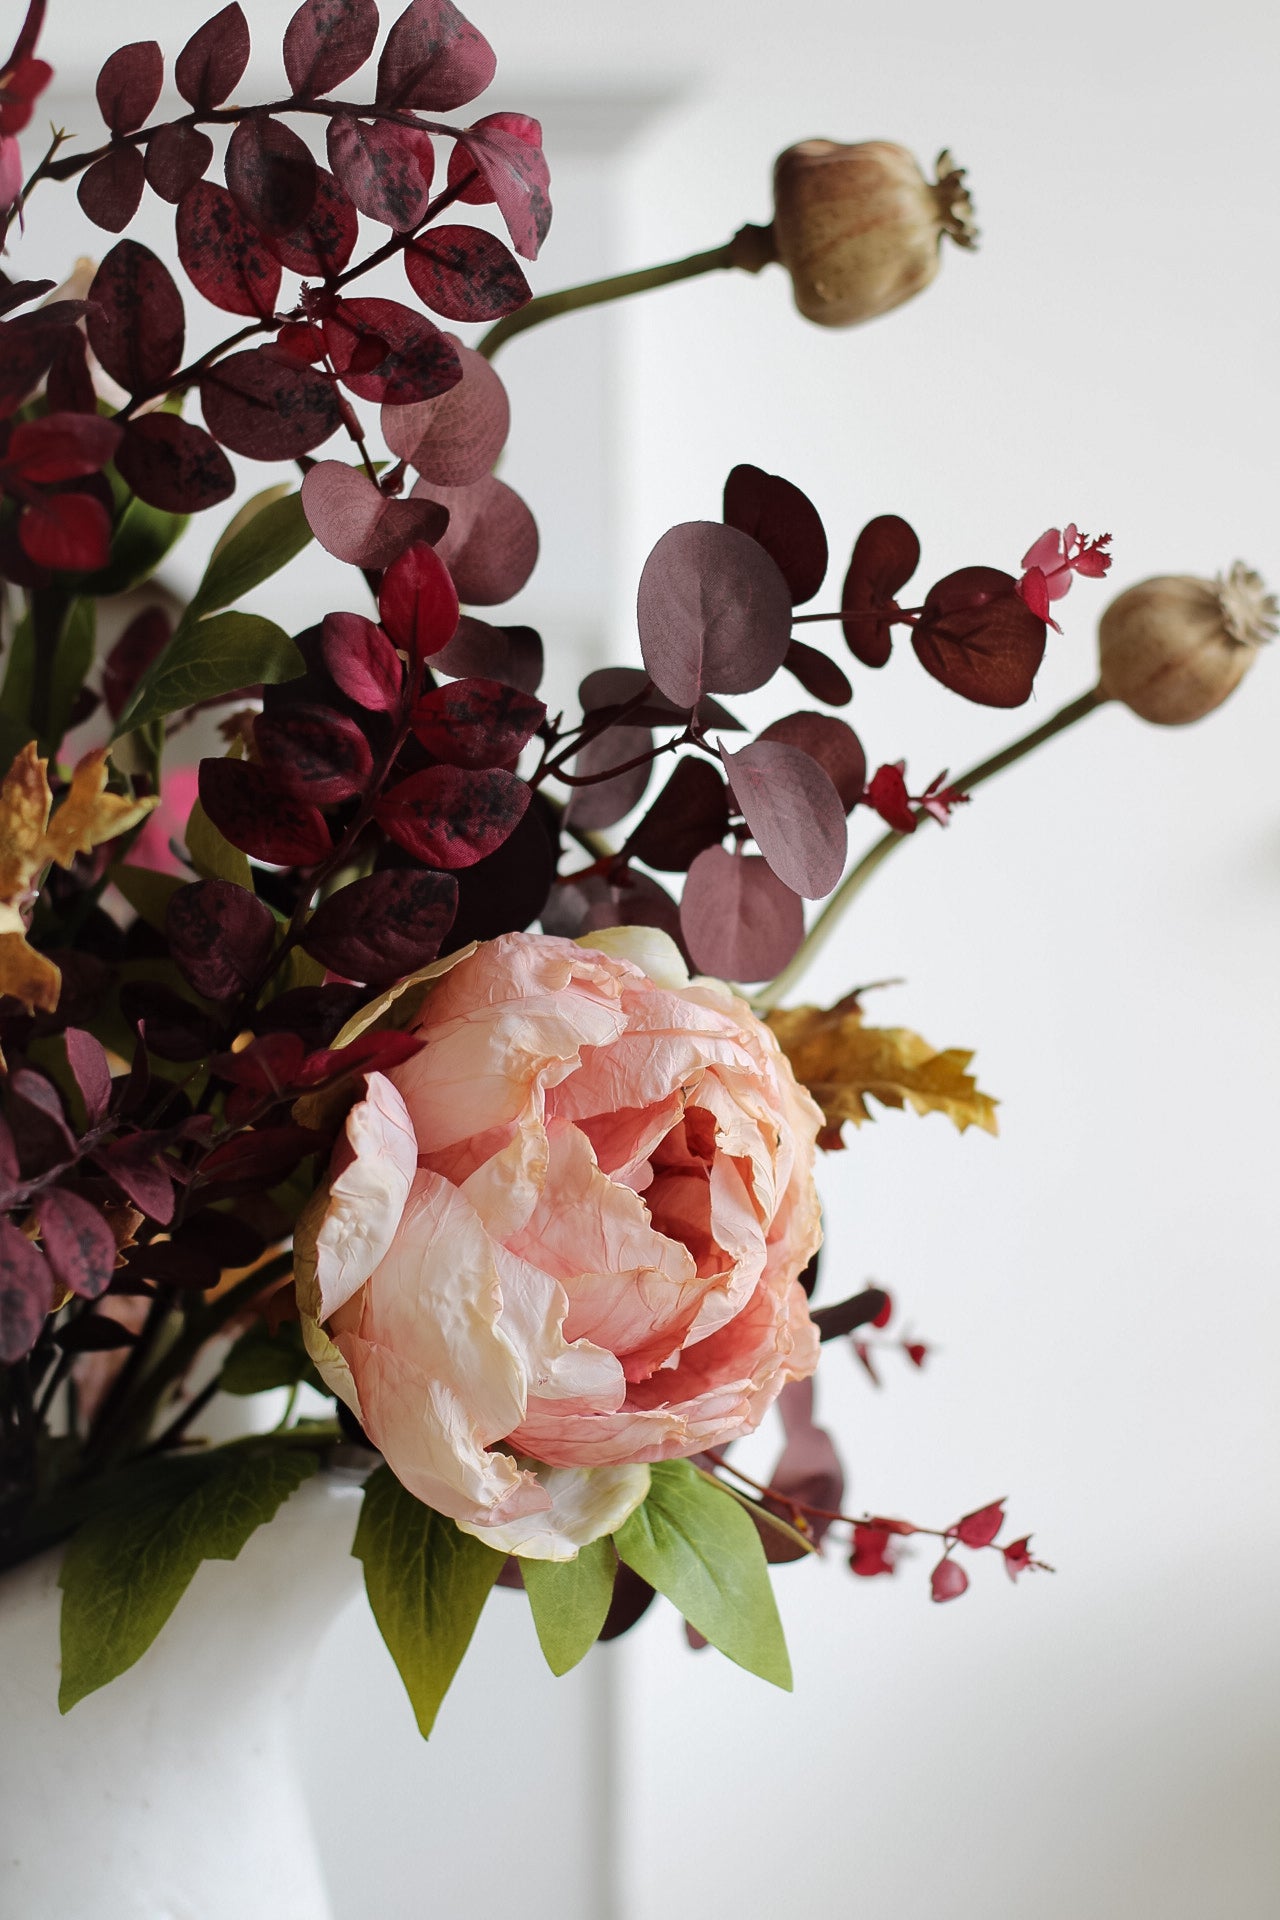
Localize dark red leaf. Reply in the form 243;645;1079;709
382;341;508;486
284;0;379;96
761;1379;844;1552
864;762;914;833
19;492;111;573
951;1500;1005;1549
145;122;214;203
679;845;804;981
866;1514;918;1537
96;41;163;133
77;146;146;232
903;1339;928;1368
198;758;332;866
404;223;530;323
0;317;62;417
9;1067;75;1162
1003;1536;1034;1581
451;117;551;261
64;1026;112;1124
546;867;688;957
36;1188;116;1300
200;1124;322;1190
449;795;556;945
720;739;847;898
912;566;1047;708
176;182;282;319
758;712;866;813
431;616;542;693
4;412;121;484
445;110;539;203
563;725;653;831
375;0;496;110
378;537;460;661
872;1290;893;1328
0;1221;52;1361
326;113;435;231
0;55;52;138
301;867;459;985
254;702;374;804
267;165;358;275
102;607;171;720
931;1556;969;1603
166;878;278;1001
175;4;251;111
811;1287;891;1340
301;461;445;568
637;521;792;707
93;1139;175;1223
225;116;318;237
412;676;544;768
87;241;185;395
723;463;828;605
116;414;235;513
783;638;853;707
841;514;920;668
413;474;537;605
320;610;403;713
376;764;530;867
577;666;743;734
323;296;461;405
119;980;220;1061
850;1524;896;1578
622;756;729;873
45;330;96;416
300;1029;425;1086
200;347;341;459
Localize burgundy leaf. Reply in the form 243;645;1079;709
301;868;458;985
931;1556;970;1603
404;223;530;323
568;869;688;958
864;762;915;834
850;1524;896;1578
251;982;364;1048
198;757;332;866
783;638;852;707
563;725;653;831
118;980;220;1061
623;756;729;873
323;296;461;405
4;412;121;484
226;116;318;237
0;1221;52;1361
116;414;235;514
720;739;847;898
45;330;97;416
102;606;170;720
9;1067;75;1161
176;182;282;319
376;764;530;867
449;796;556;946
19;493;111;573
951;1500;1006;1549
723;462;828;605
302;461;445;569
145;122;214;204
0;317;63;417
679;845;804;982
412;473;537;605
267;165;358;275
93;1140;175;1223
912;566;1047;708
175;4;251;111
320;610;403;713
200;1124;322;1191
446;110;539;203
757;712;866;812
77;146;146;232
412;676;544;768
763;1378;844;1550
1003;1537;1035;1581
300;1029;425;1086
166;878;278;1001
200;347;341;459
87;241;185;395
284;0;379;96
326;113;435;231
36;1188;116;1301
841;514;920;668
375;0;496;110
431;615;542;693
64;1026;112;1124
811;1287;890;1340
577;666;744;734
375;538;460;664
382;341;508;485
451;117;552;261
637;522;792;707
96;41;163;133
254;702;374;804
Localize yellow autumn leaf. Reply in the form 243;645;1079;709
768;999;999;1147
42;748;157;868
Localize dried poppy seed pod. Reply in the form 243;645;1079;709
770;140;977;327
1097;563;1277;725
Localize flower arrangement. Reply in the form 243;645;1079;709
0;0;1273;1739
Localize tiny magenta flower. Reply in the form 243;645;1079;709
1098;562;1276;724
1017;525;1113;630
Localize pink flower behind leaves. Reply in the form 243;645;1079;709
127;764;200;877
1018;524;1113;630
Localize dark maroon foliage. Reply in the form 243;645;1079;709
623;757;730;873
327;114;435;231
95;41;163;133
254;703;375;804
375;0;496;111
757;712;866;813
302;462;446;568
447;797;556;946
284;0;379;98
175;4;251;112
77;147;146;232
201;348;342;459
225;117;318;237
841;514;920;668
176;182;282;318
116;414;235;513
723;463;828;605
563;726;654;832
166;881;278;1001
0;1220;52;1363
782;638;852;707
266;166;358;275
450;115;552;261
638;522;792;707
378;539;461;661
376;764;531;868
320;611;403;713
404;225;531;323
323;297;461;405
420;475;538;604
102;607;171;719
35;1188;117;1301
198;758;333;866
301;869;459;985
679;846;805;981
720;738;847;899
412;678;545;768
146;123;214;203
87;242;185;396
912;567;1047;707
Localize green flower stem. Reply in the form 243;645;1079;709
477;223;777;360
754;686;1109;1013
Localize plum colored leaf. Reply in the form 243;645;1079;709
326;114;434;231
810;1286;891;1340
301;868;459;985
841;514;921;668
680;845;804;982
9;1068;75;1161
431;616;542;693
758;712;866;812
451;117;552;261
116;414;235;514
622;756;729;873
176;183;282;319
87;242;185;396
77;147;146;233
225;117;318;237
95;41;162;136
200;348;342;460
382;343;508;486
0;1220;52;1362
145;123;213;204
720;739;846;899
850;1524;895;1578
378;538;460;661
912;566;1047;708
301;462;445;569
931;1556;969;1603
375;0;496;110
376;763;530;868
952;1500;1005;1549
198;758;332;866
563;724;653;832
320;610;403;713
36;1188;117;1300
783;638;852;707
0;318;64;417
118;980;220;1062
638;522;792;708
200;1124;322;1189
64;1026;112;1124
864;761;914;833
166;879;277;1001
403;224;530;323
448;793;556;945
412;676;544;768
44;329;96;416
284;0;379;96
412;474;537;605
118;611;303;734
763;1379;844;1551
723;463;827;606
322;297;461;405
446;109;539;203
267;165;358;275
766;1002;999;1142
577;667;742;735
4;412;121;484
93;1138;176;1221
175;5;251;111
19;493;111;573
254;702;374;804
546;866;686;957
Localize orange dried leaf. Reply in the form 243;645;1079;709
768;1001;999;1142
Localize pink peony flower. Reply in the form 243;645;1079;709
295;928;823;1559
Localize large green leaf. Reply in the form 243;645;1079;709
0;608;34;735
58;1442;321;1711
521;1537;617;1675
107;863;184;934
115;611;303;735
352;1466;505;1738
220;1319;321;1397
189;490;313;622
614;1459;792;1689
47;598;95;752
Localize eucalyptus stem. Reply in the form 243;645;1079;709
755;686;1109;1012
477;222;777;359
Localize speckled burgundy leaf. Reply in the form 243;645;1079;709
378;538;460;661
254;702;374;804
116;414;234;513
198;757;332;865
412;676;544;767
284;0;379;96
622;757;729;873
411;473;538;605
86;241;185;394
376;764;530;867
638;522;792;707
841;514;920;668
430;616;542;693
382;342;508;485
145;123;214;204
757;712;865;812
0;1222;52;1362
175;6;251;111
77;147;146;233
445;797;556;946
166;878;278;1001
782;638;852;707
176;181;282;318
320;611;403;713
723;462;828;606
200;347;341;460
451;116;552;260
679;845;804;982
266;166;358;275
96;41;163;133
301;462;446;568
403;223;530;323
301;867;459;986
35;1188;116;1301
375;0;496;110
225;116;318;237
912;566;1047;707
326;113;435;231
323;296;460;405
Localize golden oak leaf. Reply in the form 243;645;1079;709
768;1001;999;1147
43;748;157;869
0;741;53;902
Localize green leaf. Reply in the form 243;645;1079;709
352;1466;505;1738
78;495;189;598
220;1319;320;1396
189;490;313;622
0;607;35;735
115;611;303;736
58;1442;320;1711
521;1538;617;1675
185;796;253;890
107;863;184;934
614;1459;792;1690
47;599;95;753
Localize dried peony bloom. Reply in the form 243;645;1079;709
295;929;823;1559
770;140;977;327
1097;563;1276;724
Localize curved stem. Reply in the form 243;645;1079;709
755;686;1109;1012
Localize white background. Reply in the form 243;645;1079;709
17;0;1280;1914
